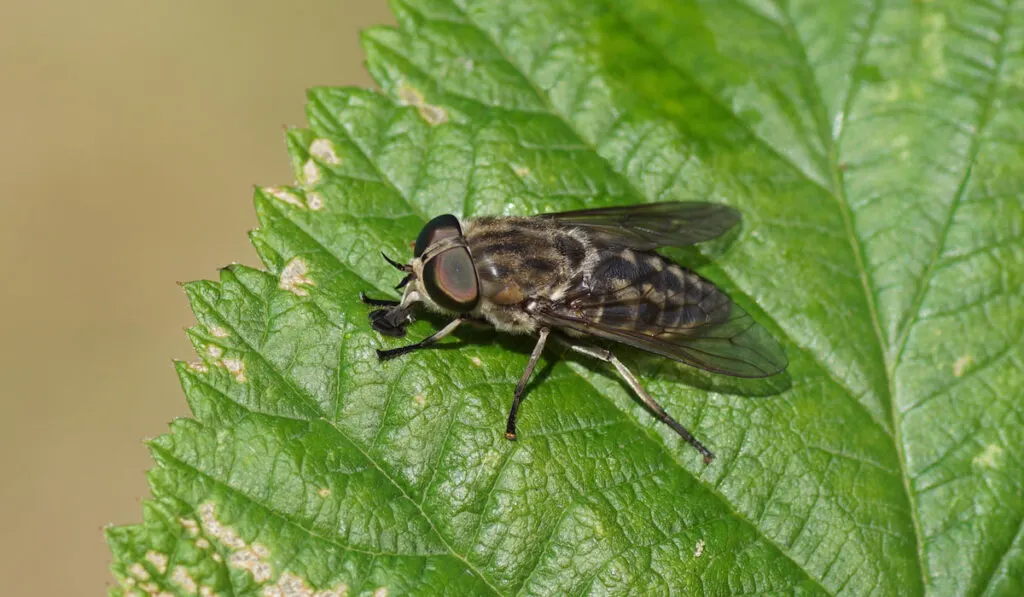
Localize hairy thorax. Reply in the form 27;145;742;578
463;216;596;333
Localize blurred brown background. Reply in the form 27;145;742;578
0;1;393;594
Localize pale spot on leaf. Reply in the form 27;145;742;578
264;186;305;208
302;159;321;187
209;326;229;338
145;551;168;574
398;84;449;125
231;544;273;583
306;192;325;211
318;488;331;498
953;355;972;377
694;539;705;558
179;517;200;536
207;345;224;359
222;357;246;383
262;571;348;597
279;258;315;297
172;566;198;593
309;138;341;165
469;356;483;367
199;502;246;549
413;394;425;406
129;563;150;580
973;444;1004;469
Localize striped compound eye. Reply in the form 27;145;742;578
414;214;479;313
422;245;479;313
414;214;462;258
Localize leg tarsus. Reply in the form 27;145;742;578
376;318;464;361
505;327;550;440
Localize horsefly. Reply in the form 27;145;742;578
360;202;787;463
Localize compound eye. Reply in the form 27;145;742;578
414;214;463;258
422;247;479;312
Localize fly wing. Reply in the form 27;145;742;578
540;201;740;249
537;257;787;378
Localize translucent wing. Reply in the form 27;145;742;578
537;253;787;377
540;201;740;249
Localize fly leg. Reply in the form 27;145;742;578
504;327;550;440
552;335;714;463
376;319;464;360
360;291;400;307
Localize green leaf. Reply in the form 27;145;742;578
107;0;1024;595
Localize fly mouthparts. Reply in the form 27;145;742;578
369;306;412;337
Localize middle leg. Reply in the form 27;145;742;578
504;327;550;440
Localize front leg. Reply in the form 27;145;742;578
360;291;400;307
376;318;465;360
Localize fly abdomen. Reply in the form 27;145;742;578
576;248;731;336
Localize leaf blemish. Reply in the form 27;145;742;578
279;258;315;297
145;551;168;574
318;488;331;498
264;186;305;208
973;444;1004;469
179;517;199;536
952;355;972;377
413;394;425;406
398;84;449;126
469;356;483;367
222;357;247;383
262;571;349;597
309;138;341;165
129;563;150;581
302;159;321;187
204;345;246;382
231;544;273;583
694;539;705;558
209;326;229;338
171;566;198;593
200;502;274;583
306;192;325;211
199;502;246;549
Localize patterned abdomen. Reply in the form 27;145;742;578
573;248;732;336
